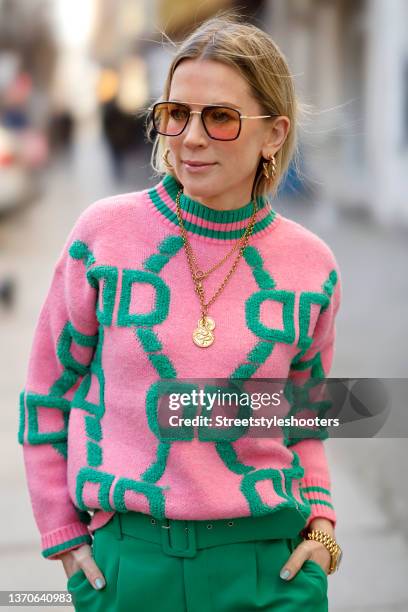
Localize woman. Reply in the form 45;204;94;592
19;14;342;612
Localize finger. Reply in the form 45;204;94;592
81;556;106;590
71;543;106;590
279;543;310;581
70;543;93;563
58;548;84;579
63;559;81;579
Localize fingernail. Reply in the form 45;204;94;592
94;578;105;590
280;568;291;580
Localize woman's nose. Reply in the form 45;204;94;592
183;112;208;145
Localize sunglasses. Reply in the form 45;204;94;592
149;101;279;141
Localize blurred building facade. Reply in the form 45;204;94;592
0;0;57;127
265;0;408;225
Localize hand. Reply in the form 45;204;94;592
279;538;331;581
57;543;106;590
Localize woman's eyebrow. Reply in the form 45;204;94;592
169;99;242;110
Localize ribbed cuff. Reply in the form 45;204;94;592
41;522;92;559
300;479;336;530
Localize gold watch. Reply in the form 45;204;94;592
305;529;343;574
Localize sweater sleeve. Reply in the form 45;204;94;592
286;262;342;530
18;209;99;559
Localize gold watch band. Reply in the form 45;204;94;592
305;529;342;574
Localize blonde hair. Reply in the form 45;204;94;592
145;12;302;199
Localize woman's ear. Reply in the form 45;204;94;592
262;116;291;158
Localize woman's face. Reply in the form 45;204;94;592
166;58;289;210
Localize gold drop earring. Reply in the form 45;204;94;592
262;153;277;181
162;148;174;171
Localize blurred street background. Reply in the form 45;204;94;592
0;1;407;611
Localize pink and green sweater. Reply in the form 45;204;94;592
18;173;342;559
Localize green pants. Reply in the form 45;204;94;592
67;512;328;611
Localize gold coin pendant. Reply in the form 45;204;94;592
192;316;216;347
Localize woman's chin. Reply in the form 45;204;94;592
182;185;217;202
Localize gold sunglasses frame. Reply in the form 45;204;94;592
149;101;279;141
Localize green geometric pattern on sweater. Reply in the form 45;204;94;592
72;237;179;518
75;235;185;517
282;270;339;448
18;241;100;539
19;318;98;454
87;266;118;326
120;238;329;519
130;238;334;519
212;245;337;518
219;244;308;517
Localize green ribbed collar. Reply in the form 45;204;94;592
164;173;267;221
147;173;278;240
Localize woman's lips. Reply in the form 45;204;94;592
182;161;217;172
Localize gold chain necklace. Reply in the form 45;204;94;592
175;188;258;347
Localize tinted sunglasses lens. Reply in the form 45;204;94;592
153;103;189;136
203;107;240;140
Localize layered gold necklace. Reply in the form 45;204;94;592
175;188;258;348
